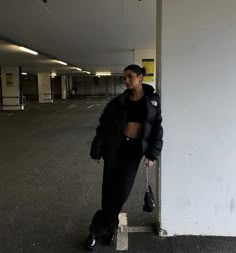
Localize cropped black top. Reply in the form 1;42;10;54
126;96;146;123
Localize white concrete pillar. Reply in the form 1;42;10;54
1;67;24;110
133;49;156;89
155;0;162;235
37;73;53;103
159;0;236;236
61;75;67;100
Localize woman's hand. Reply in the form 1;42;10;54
144;158;154;168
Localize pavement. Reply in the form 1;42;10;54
0;97;236;252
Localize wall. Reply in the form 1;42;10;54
20;75;125;99
21;75;38;99
51;77;62;99
72;76;125;96
160;0;236;236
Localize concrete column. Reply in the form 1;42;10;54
1;67;24;110
155;0;162;236
114;77;117;96
38;73;53;103
68;76;73;92
159;0;236;236
61;75;67;100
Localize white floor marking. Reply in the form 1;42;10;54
67;104;77;109
117;213;128;251
128;226;153;233
0;114;13;117
116;213;155;251
87;104;95;109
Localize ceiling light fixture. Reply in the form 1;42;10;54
96;72;111;76
19;47;38;55
73;67;82;71
56;60;68;66
22;72;28;75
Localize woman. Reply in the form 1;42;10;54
85;64;163;250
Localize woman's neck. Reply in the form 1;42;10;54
129;84;144;101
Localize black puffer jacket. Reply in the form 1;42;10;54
90;83;163;161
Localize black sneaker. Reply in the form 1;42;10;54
102;231;117;245
85;233;97;251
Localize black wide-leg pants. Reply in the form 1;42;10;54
89;134;143;236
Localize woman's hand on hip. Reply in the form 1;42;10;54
144;158;154;168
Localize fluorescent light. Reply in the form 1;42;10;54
74;67;82;71
22;72;28;75
56;60;68;66
86;71;91;74
19;46;38;55
96;71;111;76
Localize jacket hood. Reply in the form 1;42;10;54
141;83;155;95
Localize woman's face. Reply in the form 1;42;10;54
123;70;143;90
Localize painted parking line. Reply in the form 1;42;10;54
67;104;77;109
117;213;128;251
128;226;153;233
116;213;154;251
87;104;95;109
0;113;14;117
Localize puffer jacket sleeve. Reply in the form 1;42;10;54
145;96;163;161
89;100;113;160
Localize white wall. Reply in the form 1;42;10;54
134;49;156;89
161;0;236;236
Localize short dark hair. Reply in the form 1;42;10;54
124;64;146;76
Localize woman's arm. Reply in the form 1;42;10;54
145;99;163;162
89;100;113;160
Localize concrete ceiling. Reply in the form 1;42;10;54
0;0;156;75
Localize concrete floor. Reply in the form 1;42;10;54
1;97;236;253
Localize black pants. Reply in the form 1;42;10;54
89;134;143;236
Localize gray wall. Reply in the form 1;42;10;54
21;76;62;99
72;76;125;96
51;77;62;99
21;75;38;99
21;75;125;99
